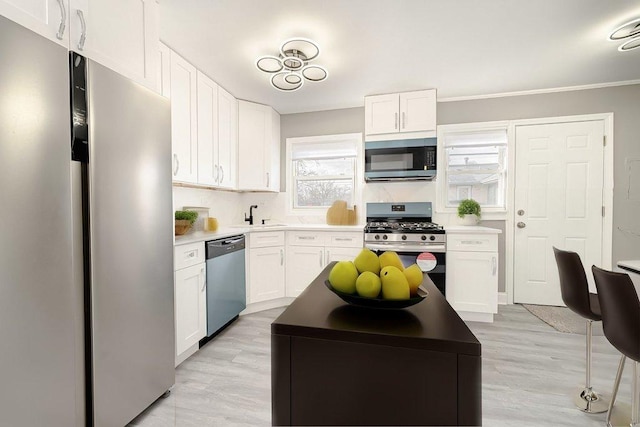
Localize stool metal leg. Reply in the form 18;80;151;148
633;361;640;427
607;355;626;427
574;320;608;413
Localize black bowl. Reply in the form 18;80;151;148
324;280;428;309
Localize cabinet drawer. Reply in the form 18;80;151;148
250;231;285;248
174;242;206;270
287;231;326;247
327;232;363;248
447;234;498;252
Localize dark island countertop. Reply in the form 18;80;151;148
272;262;481;356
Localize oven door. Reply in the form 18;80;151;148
365;242;446;296
364;138;436;181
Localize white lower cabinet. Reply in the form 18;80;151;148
174;242;206;363
247;232;285;304
446;232;499;322
285;231;363;298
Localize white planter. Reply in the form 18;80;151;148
460;214;479;225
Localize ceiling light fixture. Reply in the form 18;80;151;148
609;18;640;41
609;17;640;52
256;38;328;92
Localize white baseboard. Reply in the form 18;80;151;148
498;292;508;305
241;297;294;315
175;342;198;367
458;311;494;323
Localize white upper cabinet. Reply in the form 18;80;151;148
365;89;436;139
69;0;158;89
196;71;219;187
157;42;171;97
217;85;238;189
0;0;158;89
399;90;436;133
364;93;399;135
0;0;69;46
238;101;280;192
196;73;237;189
170;50;198;183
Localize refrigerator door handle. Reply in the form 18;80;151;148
77;9;87;51
56;0;66;40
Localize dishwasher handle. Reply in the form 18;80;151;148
206;235;246;258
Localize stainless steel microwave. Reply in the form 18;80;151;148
364;138;437;181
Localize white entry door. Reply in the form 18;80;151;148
513;120;604;305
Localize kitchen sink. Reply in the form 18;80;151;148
229;223;286;229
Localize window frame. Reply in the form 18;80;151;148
286;133;363;215
436;121;510;219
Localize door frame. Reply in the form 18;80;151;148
505;113;614;304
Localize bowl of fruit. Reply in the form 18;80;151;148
326;249;428;309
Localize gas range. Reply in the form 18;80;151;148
363;202;446;252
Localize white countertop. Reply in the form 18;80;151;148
174;224;364;246
618;260;640;275
444;225;502;234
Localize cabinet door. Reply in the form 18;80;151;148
325;247;362;265
399;89;436;133
217;86;238;189
196;71;219;186
157;42;171;97
249;246;285;303
170;50;198;183
238;100;268;190
175;263;206;356
446;251;498;314
286;246;325;297
364;93;399;135
69;0;158;89
0;0;69;46
267;107;280;192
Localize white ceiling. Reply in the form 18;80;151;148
159;0;640;114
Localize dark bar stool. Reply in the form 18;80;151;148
592;266;640;427
553;247;608;413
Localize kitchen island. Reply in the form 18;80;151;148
271;262;482;426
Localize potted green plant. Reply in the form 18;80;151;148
457;199;481;225
175;210;198;235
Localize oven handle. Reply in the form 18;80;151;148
365;243;446;253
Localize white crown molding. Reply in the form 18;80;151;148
438;79;640;103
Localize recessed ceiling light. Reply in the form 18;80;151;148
256;37;327;91
609;17;640;41
618;36;640;52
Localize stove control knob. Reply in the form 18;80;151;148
421;235;427;241
374;235;380;240
429;235;436;241
382;235;388;240
401;235;407;241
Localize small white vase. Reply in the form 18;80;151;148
461;214;479;225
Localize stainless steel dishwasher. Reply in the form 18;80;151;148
204;235;246;338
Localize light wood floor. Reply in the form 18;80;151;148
129;304;632;426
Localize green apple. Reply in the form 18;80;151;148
355;271;382;298
328;261;359;294
354;248;381;275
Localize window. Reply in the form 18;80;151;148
286;133;362;211
438;125;508;212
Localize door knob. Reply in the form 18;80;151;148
517;222;526;229
517;209;525;216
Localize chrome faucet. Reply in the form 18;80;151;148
245;205;258;225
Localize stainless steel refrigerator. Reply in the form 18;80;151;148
0;15;175;427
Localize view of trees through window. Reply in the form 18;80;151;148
294;157;355;208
